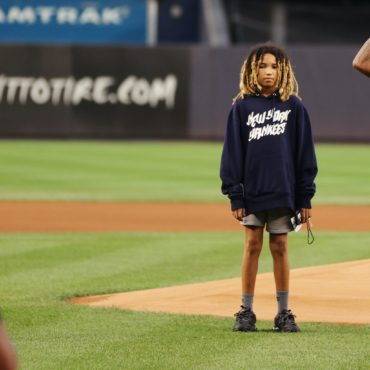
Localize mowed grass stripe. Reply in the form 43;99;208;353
1;231;370;302
9;305;370;370
0;141;222;202
2;232;370;301
0;141;369;203
1;233;242;300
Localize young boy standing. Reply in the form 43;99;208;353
220;44;318;332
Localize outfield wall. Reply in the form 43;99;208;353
189;45;370;142
0;45;368;141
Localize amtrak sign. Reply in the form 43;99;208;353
0;6;131;25
0;0;147;44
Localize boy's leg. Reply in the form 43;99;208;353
242;226;264;296
269;232;300;332
266;208;293;311
269;233;289;294
233;226;263;332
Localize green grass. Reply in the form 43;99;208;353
1;231;369;370
0;141;369;204
314;144;370;204
0;140;369;369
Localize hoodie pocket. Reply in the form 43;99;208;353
244;155;293;196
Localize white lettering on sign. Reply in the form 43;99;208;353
0;74;178;109
0;6;130;25
8;7;36;24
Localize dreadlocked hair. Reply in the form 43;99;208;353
233;44;300;104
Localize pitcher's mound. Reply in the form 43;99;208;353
70;259;370;325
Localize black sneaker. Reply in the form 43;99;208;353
273;309;301;332
233;306;257;332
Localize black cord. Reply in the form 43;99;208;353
307;219;315;245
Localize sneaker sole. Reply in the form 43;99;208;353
233;326;258;332
272;326;300;333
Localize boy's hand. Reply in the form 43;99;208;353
232;208;246;221
300;208;312;223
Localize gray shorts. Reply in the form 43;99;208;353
241;208;294;234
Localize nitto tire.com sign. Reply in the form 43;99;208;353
0;0;147;44
0;75;177;109
0;46;189;139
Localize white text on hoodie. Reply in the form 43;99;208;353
246;108;291;141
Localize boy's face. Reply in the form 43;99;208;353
257;53;278;92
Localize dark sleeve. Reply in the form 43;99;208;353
220;103;246;211
295;103;318;209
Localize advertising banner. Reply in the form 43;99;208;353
0;45;189;138
0;0;147;44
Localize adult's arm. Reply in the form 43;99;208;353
352;38;370;77
0;324;17;370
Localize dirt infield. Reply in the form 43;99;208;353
70;259;370;325
0;202;369;232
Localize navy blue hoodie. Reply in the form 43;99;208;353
220;93;318;213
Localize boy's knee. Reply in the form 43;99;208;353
246;238;263;256
270;238;287;257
